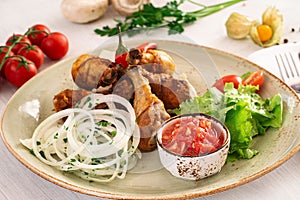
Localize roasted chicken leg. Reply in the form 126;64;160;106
126;67;170;151
53;89;106;112
71;54;119;92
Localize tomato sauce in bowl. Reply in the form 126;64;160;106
161;115;225;157
156;113;230;180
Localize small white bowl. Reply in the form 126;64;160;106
156;113;230;180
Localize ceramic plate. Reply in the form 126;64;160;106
1;40;300;199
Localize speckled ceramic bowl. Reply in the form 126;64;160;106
156;113;230;180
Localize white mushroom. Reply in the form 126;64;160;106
110;0;150;16
61;0;109;23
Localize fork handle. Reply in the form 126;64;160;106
291;83;300;93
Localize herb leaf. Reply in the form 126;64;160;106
94;0;244;37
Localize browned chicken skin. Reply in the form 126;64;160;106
112;73;134;101
53;89;106;112
53;89;91;112
126;67;170;151
112;68;193;110
71;54;119;92
140;68;192;110
127;48;176;75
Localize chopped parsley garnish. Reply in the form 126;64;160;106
109;130;117;137
96;121;108;127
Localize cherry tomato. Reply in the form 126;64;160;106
4;57;37;87
6;34;31;54
0;46;14;78
41;32;69;60
27;24;51;47
115;53;128;68
213;74;242;93
242;70;264;89
17;45;44;69
115;42;158;68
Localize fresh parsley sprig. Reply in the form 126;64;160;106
94;0;244;37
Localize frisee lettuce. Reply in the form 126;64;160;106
173;83;283;162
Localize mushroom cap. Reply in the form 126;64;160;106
61;0;109;23
111;0;150;16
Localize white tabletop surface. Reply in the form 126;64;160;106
1;0;300;199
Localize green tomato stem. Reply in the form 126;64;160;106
0;28;35;70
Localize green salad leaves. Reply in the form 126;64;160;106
173;83;283;162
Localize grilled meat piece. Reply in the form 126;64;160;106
140;68;194;110
53;89;106;112
112;73;134;101
53;89;91;112
71;54;119;92
127;67;170;151
127;49;176;75
111;66;195;110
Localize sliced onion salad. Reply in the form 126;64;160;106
20;93;140;182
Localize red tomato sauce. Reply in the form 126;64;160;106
161;116;225;157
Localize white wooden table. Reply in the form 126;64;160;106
1;0;300;199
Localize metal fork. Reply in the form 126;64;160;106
275;51;300;93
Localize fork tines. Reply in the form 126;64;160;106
275;52;300;82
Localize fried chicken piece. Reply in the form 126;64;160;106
127;48;176;75
140;68;195;110
71;54;119;92
112;73;134;101
111;67;195;110
53;89;106;112
53;89;91;112
126;67;170;151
